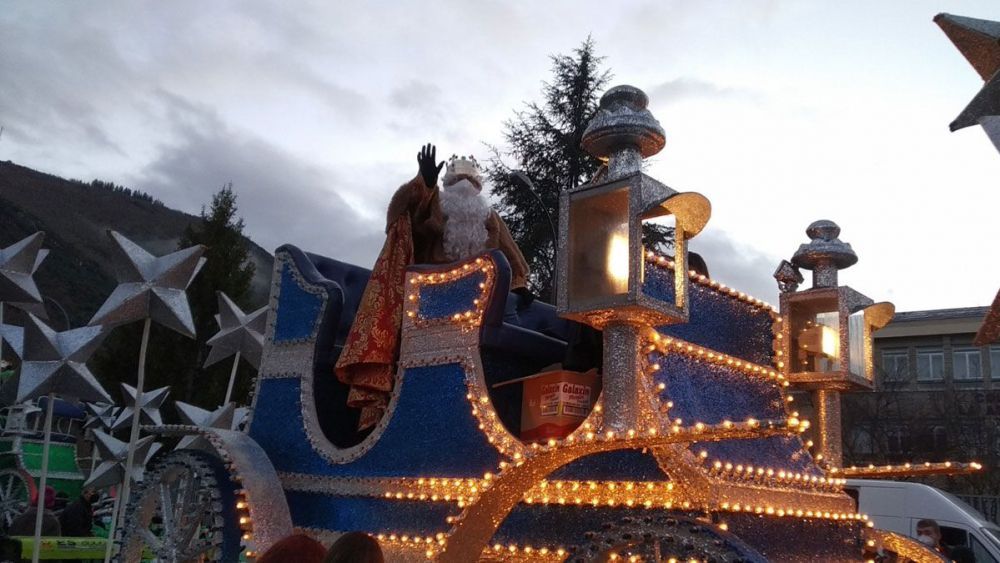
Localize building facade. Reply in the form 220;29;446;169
837;306;1000;493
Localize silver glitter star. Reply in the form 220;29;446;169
88;231;206;338
204;291;267;370
6;249;50;320
84;402;119;432
174;401;236;450
0;323;24;360
84;430;158;489
110;383;170;432
1;314;110;404
0;232;45;304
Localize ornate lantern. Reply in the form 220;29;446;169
557;85;710;431
775;220;894;466
557;85;710;328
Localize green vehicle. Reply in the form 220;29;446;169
0;398;90;531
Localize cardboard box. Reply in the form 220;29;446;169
519;369;601;442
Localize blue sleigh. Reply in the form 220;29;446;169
221;243;867;562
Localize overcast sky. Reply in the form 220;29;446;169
2;1;998;312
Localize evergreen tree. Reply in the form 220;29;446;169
484;37;611;301
172;183;256;406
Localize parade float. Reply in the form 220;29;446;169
1;13;997;559
79;84;976;563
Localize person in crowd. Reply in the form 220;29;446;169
256;533;326;563
324;532;384;563
8;486;60;537
916;519;951;558
58;488;99;537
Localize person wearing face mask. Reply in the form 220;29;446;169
915;519;951;558
336;144;529;429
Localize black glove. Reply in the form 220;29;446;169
417;143;445;188
512;286;536;308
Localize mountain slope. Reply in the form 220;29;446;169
0;160;272;326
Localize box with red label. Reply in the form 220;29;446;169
517;369;601;442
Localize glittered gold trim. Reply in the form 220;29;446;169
833;461;983;478
644;251;778;314
866;528;949;563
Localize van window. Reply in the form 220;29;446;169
941;525;969;549
971;533;999;563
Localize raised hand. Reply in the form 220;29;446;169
417;143;445;188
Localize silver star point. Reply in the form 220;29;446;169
88;231;206;338
85;430;158;489
2;314;110;404
174;401;236;450
204;292;267;370
0;232;46;304
110;383;170;432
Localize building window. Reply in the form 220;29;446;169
887;427;910;454
916;348;944;381
953;348;982;381
880;350;909;381
992;346;1000;380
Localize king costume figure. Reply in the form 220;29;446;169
336;144;529;428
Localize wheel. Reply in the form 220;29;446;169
0;468;34;532
115;450;241;563
568;515;767;563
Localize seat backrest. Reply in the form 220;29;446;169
305;251;372;347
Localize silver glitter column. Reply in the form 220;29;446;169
602;322;645;432
814;389;843;467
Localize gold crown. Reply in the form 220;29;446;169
443;155;482;186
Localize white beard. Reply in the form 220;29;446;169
439;179;491;261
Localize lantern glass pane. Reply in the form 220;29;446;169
568;186;631;305
789;297;840;373
847;310;867;379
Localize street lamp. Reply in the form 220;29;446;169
557;85;710;432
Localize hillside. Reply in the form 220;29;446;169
0;160;273;326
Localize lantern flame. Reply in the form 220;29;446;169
606;230;629;293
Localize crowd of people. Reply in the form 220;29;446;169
257;531;383;563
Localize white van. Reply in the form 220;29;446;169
846;479;1000;562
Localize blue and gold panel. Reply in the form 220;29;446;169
285;493;454;538
250;364;502;478
549;451;669;481
653;351;784;425
416;270;487;320
643;257;775;365
723;512;863;561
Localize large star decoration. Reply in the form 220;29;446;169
84;430;159;489
204;292;267;370
110;383;170;432
935;13;1000;149
2;314;110;404
88;231;206;338
174;401;236;450
0;232;46;305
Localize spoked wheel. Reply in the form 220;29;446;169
570;515;767;563
116;450;240;563
0;468;34;532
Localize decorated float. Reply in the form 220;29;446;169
96;84;979;562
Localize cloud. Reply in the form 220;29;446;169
128;94;386;266
648;78;764;105
688;227;782;307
